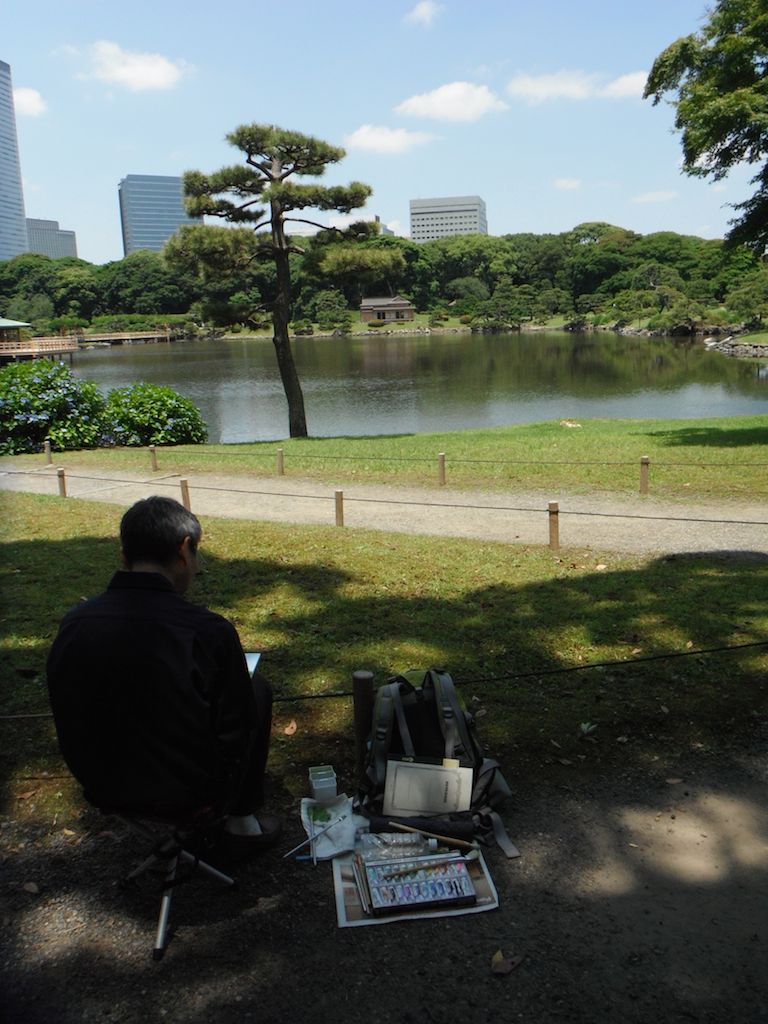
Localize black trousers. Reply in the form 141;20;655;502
227;670;273;815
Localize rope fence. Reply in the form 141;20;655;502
2;639;766;720
5;463;766;552
38;439;768;492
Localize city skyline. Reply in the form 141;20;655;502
5;1;755;265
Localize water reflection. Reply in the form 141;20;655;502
73;331;768;442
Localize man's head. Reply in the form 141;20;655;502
120;497;202;593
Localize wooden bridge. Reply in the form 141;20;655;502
0;329;174;363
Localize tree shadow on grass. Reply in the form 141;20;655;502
639;424;768;448
1;533;767;1022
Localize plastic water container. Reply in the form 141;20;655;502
308;765;337;802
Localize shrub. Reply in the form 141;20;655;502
0;359;106;454
292;319;314;335
104;383;208;445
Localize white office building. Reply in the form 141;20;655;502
409;195;488;242
26;218;78;259
0;60;29;260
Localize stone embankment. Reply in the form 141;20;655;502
705;335;768;358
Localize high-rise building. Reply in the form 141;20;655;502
26;218;77;259
118;174;202;255
0;60;29;261
409;195;488;243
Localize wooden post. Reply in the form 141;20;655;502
57;468;67;498
438;452;446;486
335;489;344;527
180;478;191;511
352;669;375;788
548;501;560;550
44;439;52;465
149;444;158;472
639;455;650;495
276;447;285;476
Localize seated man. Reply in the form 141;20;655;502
46;495;279;845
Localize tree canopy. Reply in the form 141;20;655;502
644;0;768;251
181;124;372;436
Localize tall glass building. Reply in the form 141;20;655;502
0;60;29;261
118;174;201;255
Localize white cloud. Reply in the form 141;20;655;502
345;124;435;153
396;81;507;121
404;2;442;27
631;190;678;204
600;71;647;99
507;70;597;103
713;183;727;192
553;177;581;190
507;69;647;104
386;219;406;236
13;88;47;117
83;40;187;92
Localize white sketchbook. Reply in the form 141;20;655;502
382;759;473;817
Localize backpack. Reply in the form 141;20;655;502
357;669;518;858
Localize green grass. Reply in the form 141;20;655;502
7;414;768;499
741;329;768;345
1;490;766;824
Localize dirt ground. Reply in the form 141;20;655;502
2;744;767;1024
2;462;767;555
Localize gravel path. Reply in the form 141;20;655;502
1;461;766;555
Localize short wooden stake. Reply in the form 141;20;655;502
438;451;446;486
180;478;191;511
352;669;375;788
548;501;560;550
335;489;344;527
44;439;52;465
57;467;67;498
640;455;650;495
276;447;285;476
149;444;158;472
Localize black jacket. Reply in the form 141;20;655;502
46;571;257;814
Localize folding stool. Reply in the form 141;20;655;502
115;814;235;961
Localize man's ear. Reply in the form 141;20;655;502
178;536;195;566
120;548;131;569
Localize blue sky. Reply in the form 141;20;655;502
6;0;751;265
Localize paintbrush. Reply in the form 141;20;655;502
282;813;348;859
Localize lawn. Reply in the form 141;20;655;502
2;490;766;825
7;414;768;499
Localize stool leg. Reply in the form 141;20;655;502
179;849;234;886
153;853;178;961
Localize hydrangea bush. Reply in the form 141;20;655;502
103;383;208;445
0;360;208;453
0;360;106;454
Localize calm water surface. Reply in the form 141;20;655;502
72;331;768;443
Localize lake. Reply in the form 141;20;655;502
72;331;768;443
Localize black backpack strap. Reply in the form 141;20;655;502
366;684;397;792
389;679;415;758
432;670;475;763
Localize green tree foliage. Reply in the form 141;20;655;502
104;383;208;445
182;123;372;437
0;359;105;454
645;0;768;251
98;250;196;315
310;289;353;332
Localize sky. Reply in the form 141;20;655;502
6;0;754;266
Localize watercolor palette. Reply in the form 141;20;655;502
362;855;477;916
